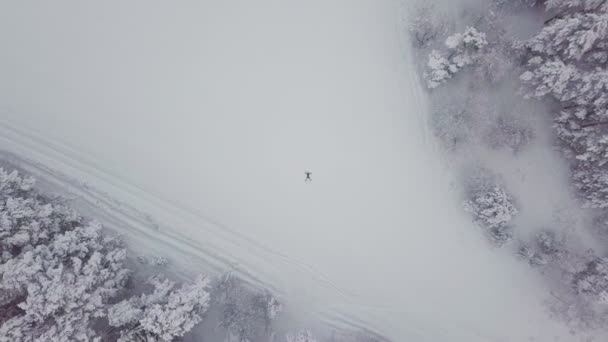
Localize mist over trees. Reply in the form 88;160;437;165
410;0;608;333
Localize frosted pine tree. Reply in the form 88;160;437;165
108;275;211;342
0;168;81;263
0;168;90;337
0;168;35;199
0;168;218;341
464;185;518;246
425;27;488;88
0;222;129;342
520;0;608;207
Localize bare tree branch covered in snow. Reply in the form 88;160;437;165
409;5;449;49
215;274;282;342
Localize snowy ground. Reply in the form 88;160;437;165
0;1;580;341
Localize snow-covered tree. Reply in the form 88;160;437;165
464;184;518;246
426;50;455;88
571;165;608;208
0;222;129;342
0;168;216;341
0;168;81;263
216;275;281;342
0;168;35;200
520;0;608;207
108;275;211;342
425;27;488;88
286;330;317;342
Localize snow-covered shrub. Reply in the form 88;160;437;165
137;255;149;264
0;222;130;341
108;275;211;342
151;256;168;267
136;255;168;267
216;275;282;342
445;26;488;51
425;27;488;88
426;50;453;88
286;330;317;342
464;183;518;246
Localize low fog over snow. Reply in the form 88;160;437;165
0;1;578;341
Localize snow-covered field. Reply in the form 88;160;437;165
0;1;577;340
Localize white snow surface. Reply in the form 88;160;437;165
0;1;575;341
